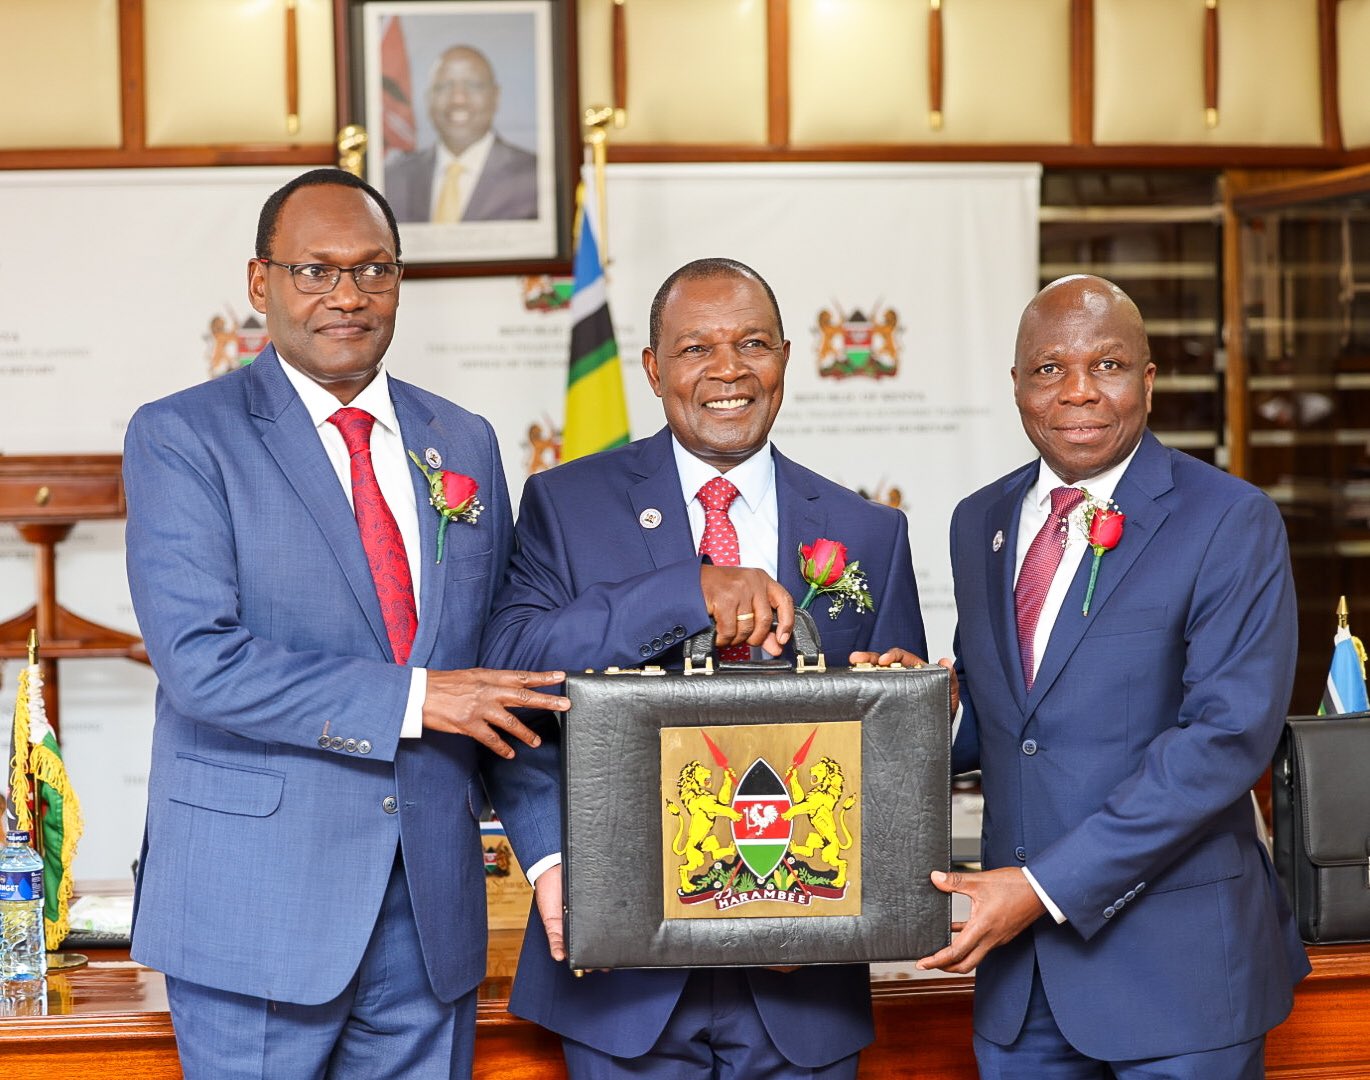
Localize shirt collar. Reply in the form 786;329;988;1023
435;130;495;179
279;358;401;437
1030;437;1142;511
671;435;775;513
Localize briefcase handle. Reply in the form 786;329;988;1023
683;608;823;668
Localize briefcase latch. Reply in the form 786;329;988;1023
683;655;715;676
602;665;668;676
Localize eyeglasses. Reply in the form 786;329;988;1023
258;259;404;294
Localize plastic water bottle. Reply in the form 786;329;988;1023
0;831;47;982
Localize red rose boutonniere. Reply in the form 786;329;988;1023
1078;490;1124;616
407;450;483;564
798;538;875;619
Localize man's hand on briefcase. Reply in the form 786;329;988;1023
700;564;794;655
422;668;570;758
848;648;960;715
914;867;1046;974
534;864;567;961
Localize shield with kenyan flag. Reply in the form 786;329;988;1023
731;759;792;881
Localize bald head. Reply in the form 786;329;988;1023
1011;275;1155;485
428;45;499;156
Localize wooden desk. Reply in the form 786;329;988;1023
3;937;1368;1078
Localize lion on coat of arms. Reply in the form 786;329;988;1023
782;756;856;887
667;761;741;893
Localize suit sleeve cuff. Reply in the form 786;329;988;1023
1023;866;1067;924
525;852;561;886
401;668;427;739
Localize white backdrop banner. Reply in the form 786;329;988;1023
1;163;1036;877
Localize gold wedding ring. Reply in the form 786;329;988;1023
736;612;755;622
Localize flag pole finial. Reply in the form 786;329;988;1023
1338;595;1349;630
27;629;37;665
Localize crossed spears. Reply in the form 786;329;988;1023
696;727;819;897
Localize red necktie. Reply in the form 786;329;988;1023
696;476;750;662
328;408;417;666
1014;486;1084;690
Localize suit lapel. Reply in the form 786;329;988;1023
393;384;446;668
987;466;1036;713
1024;433;1174;719
773;451;825;606
627;428;695;569
250;347;393;658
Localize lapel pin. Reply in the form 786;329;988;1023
424;447;443;469
639;508;662;530
992;529;1004;553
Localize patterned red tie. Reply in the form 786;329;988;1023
696;476;750;662
328;408;418;666
1014;486;1084;690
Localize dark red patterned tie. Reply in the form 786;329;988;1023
1014;486;1084;690
328;408;417;665
697;476;750;662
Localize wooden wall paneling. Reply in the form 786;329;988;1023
142;0;335;147
1337;0;1370;149
929;0;944;132
1204;0;1219;128
1320;0;1342;151
1070;0;1093;146
0;0;123;150
575;0;766;145
766;0;788;148
1095;0;1322;147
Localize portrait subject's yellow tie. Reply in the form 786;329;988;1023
433;162;464;223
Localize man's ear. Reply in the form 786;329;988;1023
247;258;268;315
642;347;664;398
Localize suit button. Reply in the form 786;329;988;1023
344;739;357;753
639;644;652;658
651;637;664;651
661;631;675;645
1015;846;1027;861
1135;882;1146;893
317;735;331;749
358;740;372;755
382;795;398;814
1124;890;1136;902
1021;739;1037;756
1114;897;1126;908
673;625;686;637
1103;906;1116;919
330;736;344;750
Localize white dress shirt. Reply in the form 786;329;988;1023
672;436;779;577
1015;440;1141;923
279;361;428;738
429;130;495;221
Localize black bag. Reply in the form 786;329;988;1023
560;611;951;970
1272;712;1370;944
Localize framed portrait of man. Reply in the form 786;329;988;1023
339;0;575;275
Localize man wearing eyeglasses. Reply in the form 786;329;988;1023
122;168;566;1079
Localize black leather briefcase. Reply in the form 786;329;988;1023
560;611;952;970
1273;712;1370;944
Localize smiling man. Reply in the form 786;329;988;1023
385;44;538;225
480;258;929;1079
920;275;1309;1079
123;169;567;1079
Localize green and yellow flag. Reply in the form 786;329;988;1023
8;651;83;950
562;184;629;463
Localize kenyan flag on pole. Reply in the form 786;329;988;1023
731;759;793;881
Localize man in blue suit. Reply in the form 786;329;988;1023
124;168;568;1079
481;258;930;1079
917;275;1309;1078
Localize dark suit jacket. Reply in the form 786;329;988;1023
950;430;1310;1060
123;345;560;1006
384;137;538;223
480;427;927;1066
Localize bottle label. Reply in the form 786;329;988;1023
0;869;43;902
